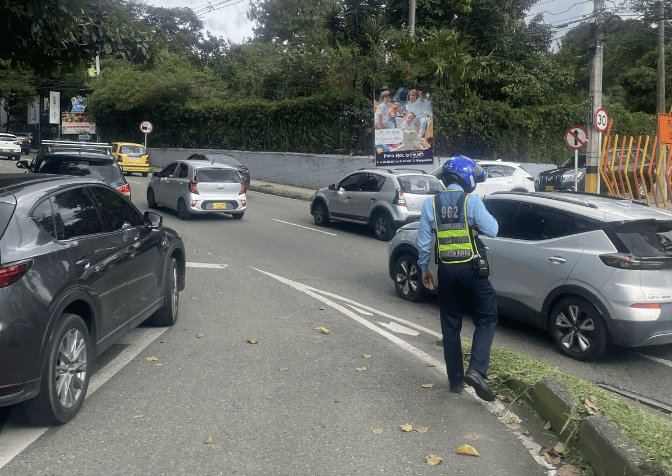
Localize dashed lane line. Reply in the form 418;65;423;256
273;219;337;235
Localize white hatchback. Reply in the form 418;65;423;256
0;133;22;160
432;160;535;197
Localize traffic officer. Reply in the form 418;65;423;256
416;155;499;401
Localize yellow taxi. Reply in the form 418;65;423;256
110;142;150;176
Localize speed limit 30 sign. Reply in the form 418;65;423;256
565;126;588;150
595;108;608;133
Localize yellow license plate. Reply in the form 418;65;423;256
545;186;554;191
213;202;227;209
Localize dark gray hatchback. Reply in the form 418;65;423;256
0;174;186;424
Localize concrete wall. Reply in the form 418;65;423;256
148;148;552;189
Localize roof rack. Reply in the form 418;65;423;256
42;140;111;150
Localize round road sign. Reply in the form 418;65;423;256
565;126;588;150
595;108;608;133
140;121;153;135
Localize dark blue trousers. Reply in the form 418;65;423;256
437;263;498;386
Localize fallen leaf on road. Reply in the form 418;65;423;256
584;399;599;415
279;367;288;371
421;383;434;388
372;428;383;434
427;361;436;367
496;395;512;402
425;454;442;466
247;338;258;344
315;326;330;334
362;354;372;359
557;465;580;476
544;453;561;464
145;356;158;362
399;423;413;432
196;334;203;338
457;444;479;456
192;296;197;300
415;427;429;433
505;416;518;425
134;414;142;419
544;421;552;430
554;442;568;455
355;367;366;372
203;435;213;444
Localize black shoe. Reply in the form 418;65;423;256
449;382;463;394
464;369;495;402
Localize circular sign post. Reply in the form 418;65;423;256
565;126;588;191
594;109;608;194
139;121;153;148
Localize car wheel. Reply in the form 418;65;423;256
372;212;395;241
393;254;425;301
232;212;244;219
313;202;330;226
149;257;179;326
147;188;158;209
142;172;148;177
177;199;191;220
13;155;20;161
23;313;91;424
549;297;608;361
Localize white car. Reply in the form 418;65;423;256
432;160;535;197
0;133;22;160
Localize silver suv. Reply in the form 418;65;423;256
310;168;444;240
388;191;672;360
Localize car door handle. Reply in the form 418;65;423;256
370;198;377;201
76;259;90;269
547;257;566;264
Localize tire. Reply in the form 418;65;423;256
549;297;608;361
142;172;148;177
23;314;91;424
232;212;244;219
149;257;179;326
312;202;330;226
13;155;20;161
372;212;395;241
177;199;191;220
147;188;158;209
392;254;425;301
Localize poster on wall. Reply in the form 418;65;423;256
373;86;433;166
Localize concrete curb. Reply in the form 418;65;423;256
508;377;668;476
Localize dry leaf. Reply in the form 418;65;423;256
247;338;258;344
134;414;143;419
399;423;413;432
544;453;561;465
557;465;581;476
196;334;203;338
315;326;330;334
505;416;518;425
415;427;429;433
544;421;552;431
425;454;443;466
355;367;366;372
496;395;512;402
590;394;597;403
554;442;568;455
372;428;383;434
427;361;436;367
362;354;372;359
145;356;158;362
522;429;530;436
421;383;434;388
584;399;599;415
456;444;480;456
279;367;288;371
203;435;213;444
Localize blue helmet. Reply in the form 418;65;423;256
442;155;486;192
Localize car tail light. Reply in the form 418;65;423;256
0;383;24;397
599;253;670;270
630;303;661;309
393;188;407;207
189;180;199;194
117;184;131;196
240;182;246;195
0;260;31;288
526;176;535;181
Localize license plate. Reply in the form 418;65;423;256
213;202;227;209
0;149;9;153
545;186;554;191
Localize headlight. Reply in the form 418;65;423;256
562;169;585;181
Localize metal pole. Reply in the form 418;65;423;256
408;0;416;37
657;0;666;115
586;0;605;193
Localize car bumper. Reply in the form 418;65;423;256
393;214;421;229
608;304;672;347
188;198;247;214
120;164;150;173
0;378;40;408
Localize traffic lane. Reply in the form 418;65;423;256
0;261;551;475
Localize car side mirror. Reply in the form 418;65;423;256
328;184;336;191
16;160;28;169
144;211;163;228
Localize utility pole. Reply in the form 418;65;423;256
657;0;665;114
585;0;605;194
409;0;416;37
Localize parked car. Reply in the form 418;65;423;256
310;168;445;241
16;140;132;200
0;133;22;160
432;160;535;197
388;191;672;360
111;142;150;176
0;173;186;424
186;152;250;187
13;133;32;155
147;159;247;220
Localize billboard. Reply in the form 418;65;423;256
49;91;60;124
374;87;433;166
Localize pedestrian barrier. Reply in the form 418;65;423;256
600;112;672;209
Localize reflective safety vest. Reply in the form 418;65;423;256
432;191;477;265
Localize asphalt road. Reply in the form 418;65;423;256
0;160;670;475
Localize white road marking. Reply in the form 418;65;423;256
273;219;337;235
251;267;556;474
346;304;373;316
0;327;167;469
186;262;228;269
377;321;420;336
128;180;144;185
632;352;672;368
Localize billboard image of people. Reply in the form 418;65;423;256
374;86;433;166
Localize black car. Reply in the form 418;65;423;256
0;174;186;424
186;152;251;187
17;140;132;200
13;133;32;155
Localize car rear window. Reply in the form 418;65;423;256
397;175;444;194
120;145;145;155
39;159;122;182
609;220;672;258
196;169;241;183
0;200;15;238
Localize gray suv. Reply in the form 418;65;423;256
310;168;444;240
388;191;672;360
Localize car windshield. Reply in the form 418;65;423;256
196;169;240;183
120;145;146;155
611;220;672;258
397;175;444;194
560;155;587;168
39;159;122;182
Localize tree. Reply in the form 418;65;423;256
248;0;330;47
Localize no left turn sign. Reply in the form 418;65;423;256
565;126;588;150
